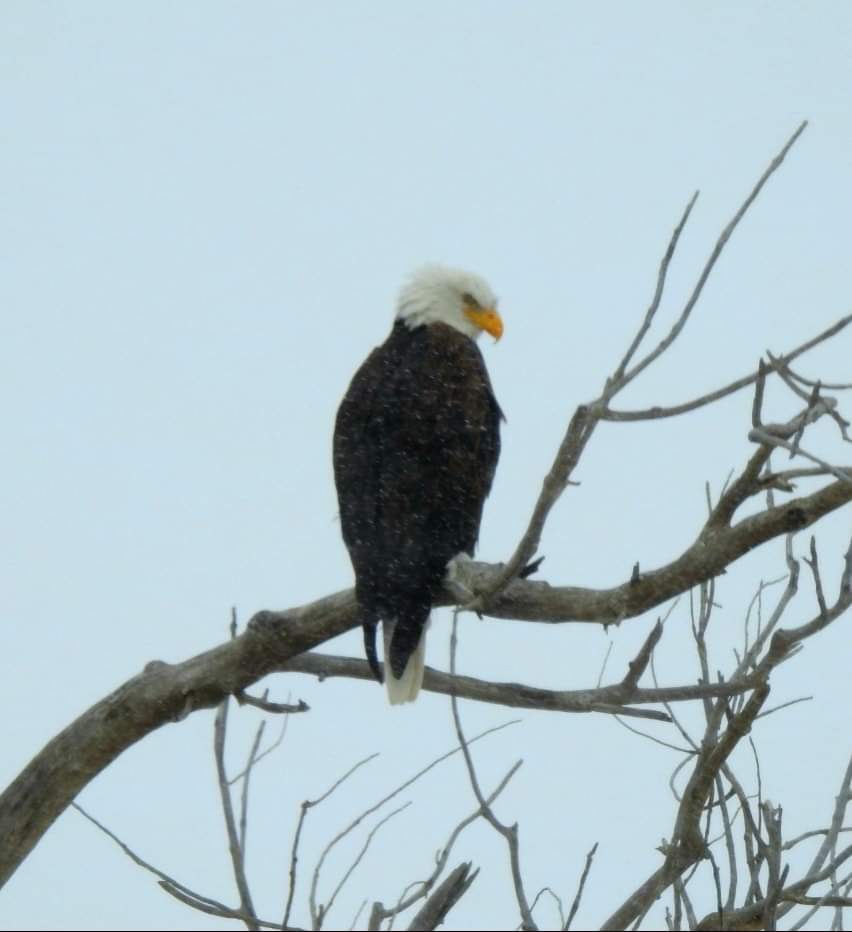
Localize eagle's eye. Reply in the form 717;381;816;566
461;292;481;308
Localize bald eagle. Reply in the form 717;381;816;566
333;265;503;704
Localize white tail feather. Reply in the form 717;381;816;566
383;620;428;705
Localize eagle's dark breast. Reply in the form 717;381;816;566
333;320;502;680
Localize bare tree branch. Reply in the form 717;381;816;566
529;887;567;929
307;719;518;929
785;828;852;852
283;649;765;720
751;427;852;485
283;752;379;929
601;684;771;931
611;191;699;382
694;846;852;930
3;124;851;932
317;803;411;930
464;124;811;613
157;882;287;929
214;698;259;929
406;862;478;932
236;691;310;714
603;311;852;422
450;613;535;930
756;538;852;680
238;718;265;856
622;121;807;391
565;842;599;930
673;558;852;932
229;712;291;785
371;755;521;927
3;447;849;892
72;803;293;930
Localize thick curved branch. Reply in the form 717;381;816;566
467;475;852;624
2;464;849;889
0;590;359;890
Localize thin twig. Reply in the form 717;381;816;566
601;683;770;930
785;827;852;852
755;695;813;720
321;802;412;926
236;691;309;714
72;803;285;927
214;698;259;929
158;881;286;929
529;887;566;928
564;842;598;930
604;312;852;422
611;190;700;381
238;718;265;856
374;760;522;926
283;752;379;929
621;620;665;691
613;715;696;755
619;121;808;388
449;613;536;930
750;428;852;485
229;712;291;784
349;899;367;931
308;717;520;929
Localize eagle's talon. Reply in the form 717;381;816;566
520;555;545;579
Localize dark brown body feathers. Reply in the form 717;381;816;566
333;320;502;684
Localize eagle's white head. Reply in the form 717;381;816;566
395;264;503;341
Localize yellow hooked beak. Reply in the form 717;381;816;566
464;305;504;341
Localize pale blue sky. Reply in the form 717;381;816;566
2;3;851;929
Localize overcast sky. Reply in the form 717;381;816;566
2;3;852;930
